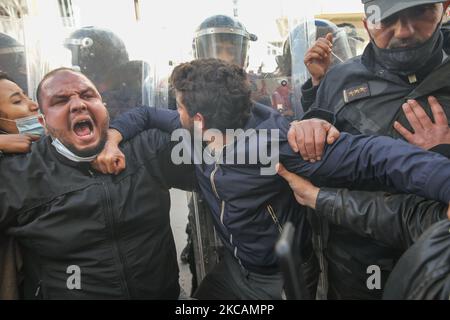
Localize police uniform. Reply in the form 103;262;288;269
301;1;450;299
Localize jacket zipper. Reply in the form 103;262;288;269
309;210;327;299
34;280;42;298
210;164;226;226
267;204;283;234
210;163;220;199
102;181;131;299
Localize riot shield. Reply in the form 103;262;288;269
186;191;223;288
0;17;30;95
62;24;160;119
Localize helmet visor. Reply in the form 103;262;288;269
194;32;249;68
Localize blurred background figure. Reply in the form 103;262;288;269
0;32;27;94
274;18;354;117
64;26;152;119
336;22;366;57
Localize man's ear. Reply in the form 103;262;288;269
362;17;370;35
38;114;49;135
362;17;375;42
194;113;206;130
38;114;45;126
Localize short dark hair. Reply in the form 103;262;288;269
0;71;13;82
36;67;85;113
170;58;252;132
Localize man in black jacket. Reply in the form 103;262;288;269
276;161;450;300
294;0;450;299
0;68;194;299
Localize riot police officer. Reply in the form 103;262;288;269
192;14;257;68
0;32;27;94
275;19;354;116
299;0;450;299
65;26;152;119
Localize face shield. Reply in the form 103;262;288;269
0;45;27;91
287;19;316;118
64;36;94;73
328;29;354;65
315;24;354;66
194;28;255;68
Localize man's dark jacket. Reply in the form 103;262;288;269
301;37;450;299
0;131;193;299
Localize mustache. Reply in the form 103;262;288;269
387;37;424;49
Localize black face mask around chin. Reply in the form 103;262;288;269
371;26;444;77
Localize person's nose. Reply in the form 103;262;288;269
69;96;88;114
28;99;39;113
393;15;415;40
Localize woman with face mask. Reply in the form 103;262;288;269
0;72;43;155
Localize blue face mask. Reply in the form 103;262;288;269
14;115;45;136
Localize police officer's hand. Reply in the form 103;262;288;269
394;97;450;150
0;134;39;154
288;118;340;162
304;33;333;86
276;163;319;209
92;129;126;175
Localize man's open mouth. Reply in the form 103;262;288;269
73;118;94;137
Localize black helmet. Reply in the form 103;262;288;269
0;32;27;92
64;26;129;83
193;15;257;68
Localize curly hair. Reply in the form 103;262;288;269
170;58;252;132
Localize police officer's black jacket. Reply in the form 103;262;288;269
302;39;450;299
0;130;194;299
383;219;450;300
443;21;450;54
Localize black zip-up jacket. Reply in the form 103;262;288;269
0;130;194;299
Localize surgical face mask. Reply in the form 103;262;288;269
0;115;45;136
371;25;443;76
51;138;98;162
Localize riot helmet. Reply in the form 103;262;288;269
337;22;366;56
193;15;257;68
64;26;129;83
315;19;353;63
0;32;27;92
276;19;354;76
